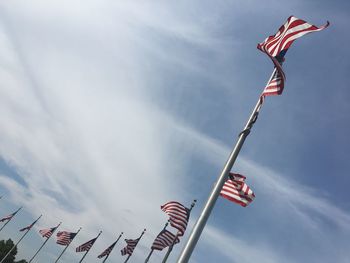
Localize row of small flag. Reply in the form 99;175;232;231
0;172;255;262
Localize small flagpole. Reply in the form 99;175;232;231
124;229;146;263
145;221;170;263
102;232;123;263
0;207;22;234
78;231;102;263
177;69;277;263
28;222;62;263
162;200;196;263
0;214;42;263
54;227;82;263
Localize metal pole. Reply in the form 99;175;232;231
0;207;22;234
123;229;146;263
54;227;82;263
101;232;123;263
28;222;61;263
0;214;42;263
161;233;178;263
144;249;154;263
123;254;131;263
78;231;102;263
145;221;171;263
163;200;196;263
177;69;277;263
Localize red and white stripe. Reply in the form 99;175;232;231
220;173;255;207
76;237;97;252
121;238;139;256
161;201;189;236
151;229;179;251
56;231;76;246
257;16;329;97
39;227;57;238
258;16;329;58
263;69;284;96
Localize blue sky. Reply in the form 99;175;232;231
0;1;349;262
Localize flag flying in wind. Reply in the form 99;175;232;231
0;210;19;222
121;238;139;256
151;229;179;251
76;237;98;252
39;226;58;238
97;240;118;259
220;173;255;207
56;231;77;246
257;16;329;96
19;221;36;232
161;201;190;236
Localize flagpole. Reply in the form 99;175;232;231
177;69;277;263
101;232;123;263
0;207;22;234
162;200;196;263
28;222;61;263
54;227;82;263
78;231;102;263
145;221;171;263
124;229;146;263
0;214;42;263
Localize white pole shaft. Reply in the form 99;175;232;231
177;68;277;263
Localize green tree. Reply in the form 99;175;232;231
0;239;27;263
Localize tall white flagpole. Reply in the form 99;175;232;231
177;69;277;263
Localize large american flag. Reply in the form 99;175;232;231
97;240;117;259
56;231;77;246
121;238;139;256
257;16;329;96
220;173;255;207
161;201;190;236
39;226;58;238
76;237;98;252
151;229;179;251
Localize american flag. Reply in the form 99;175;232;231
19;221;35;232
97;240;117;259
121;238;139;256
39;226;58;238
151;229;179;251
56;231;77;246
76;237;98;252
220;173;255;207
0;209;19;222
257;16;329;96
161;201;190;236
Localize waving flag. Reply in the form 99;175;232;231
97;240;117;259
257;16;329;96
19;221;36;232
56;231;77;246
39;226;58;238
0;208;20;222
76;237;98;252
121;238;139;256
220;173;255;207
161;201;190;236
151;229;179;251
